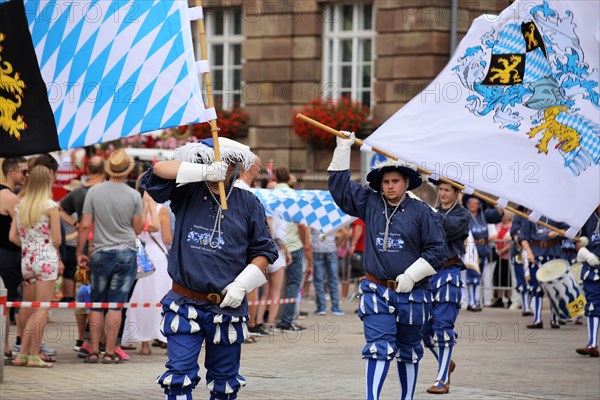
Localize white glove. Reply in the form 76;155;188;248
327;131;355;171
220;264;267;308
578;236;589;247
577;247;600;266
395;257;436;293
176;161;228;185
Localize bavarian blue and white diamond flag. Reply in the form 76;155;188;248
0;0;206;156
251;189;356;236
364;0;599;235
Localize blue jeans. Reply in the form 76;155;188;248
313;251;341;311
89;248;137;310
280;248;304;326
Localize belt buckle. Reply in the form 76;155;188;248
207;293;221;304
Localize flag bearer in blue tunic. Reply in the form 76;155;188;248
520;217;565;329
575;206;600;358
327;132;447;400
421;180;469;394
141;138;278;400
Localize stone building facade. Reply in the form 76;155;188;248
195;0;510;188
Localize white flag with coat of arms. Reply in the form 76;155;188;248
364;0;599;235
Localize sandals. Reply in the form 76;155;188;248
152;340;167;349
102;353;123;364
12;354;29;367
84;352;100;363
26;355;53;368
39;351;56;363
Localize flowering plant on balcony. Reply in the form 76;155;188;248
158;105;249;147
293;97;372;145
191;105;249;139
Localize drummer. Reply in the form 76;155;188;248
575;206;600;357
520;217;566;329
561;237;584;325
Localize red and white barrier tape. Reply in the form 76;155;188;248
6;298;297;309
6;302;161;309
250;298;297;306
0;295;7;315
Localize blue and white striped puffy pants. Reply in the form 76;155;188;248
358;279;432;363
157;299;249;400
582;265;600;318
422;265;462;349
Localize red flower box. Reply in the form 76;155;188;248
293;97;371;145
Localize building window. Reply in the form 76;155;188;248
323;3;374;107
204;8;243;109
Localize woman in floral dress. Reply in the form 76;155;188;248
9;166;62;367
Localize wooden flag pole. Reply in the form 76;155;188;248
296;112;573;238
196;1;227;210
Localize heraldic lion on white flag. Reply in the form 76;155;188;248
365;0;599;234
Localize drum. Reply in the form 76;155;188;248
536;259;586;319
570;262;584;289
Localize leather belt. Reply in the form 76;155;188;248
530;239;559;248
444;256;460;268
172;282;222;304
475;239;488;244
364;272;398;291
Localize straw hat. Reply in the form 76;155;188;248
64;179;82;192
366;159;422;192
104;149;135;178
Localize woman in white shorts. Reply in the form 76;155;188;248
10;166;62;368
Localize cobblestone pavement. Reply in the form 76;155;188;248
1;301;598;400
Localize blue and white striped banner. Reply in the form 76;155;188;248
24;0;206;149
251;189;356;236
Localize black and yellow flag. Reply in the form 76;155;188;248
0;0;59;156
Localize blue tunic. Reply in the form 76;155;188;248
510;215;524;239
468;209;502;259
141;168;278;317
579;211;600;317
581;212;600;259
519;218;565;258
328;171;447;288
435;204;469;262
